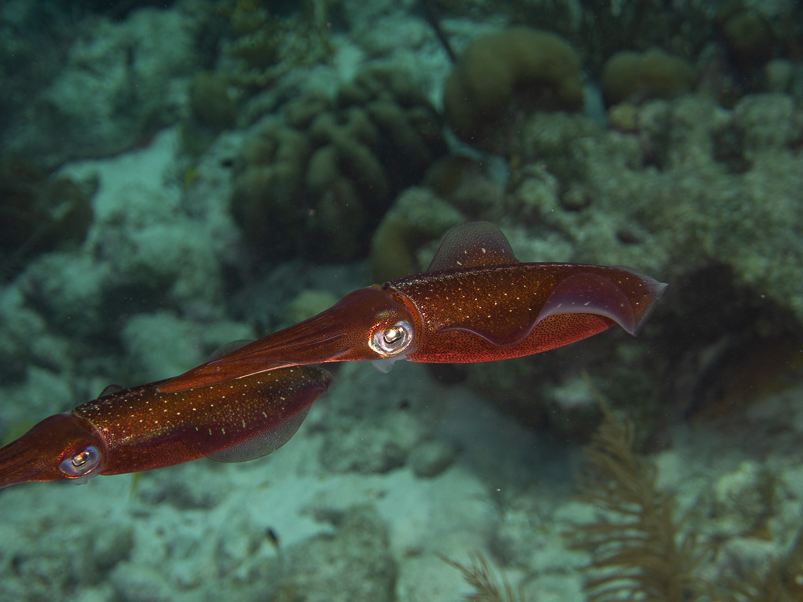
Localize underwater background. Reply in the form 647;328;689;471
1;0;803;600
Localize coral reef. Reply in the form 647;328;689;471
430;0;714;79
3;1;803;600
571;383;803;602
0;0;76;137
707;460;775;540
515;93;803;317
0;126;247;413
319;391;421;473
265;506;397;602
220;0;334;91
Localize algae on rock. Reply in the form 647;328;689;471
514;94;803;322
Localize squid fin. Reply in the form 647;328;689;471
207;339;255;362
207;408;312;463
98;384;124;398
427;221;520;272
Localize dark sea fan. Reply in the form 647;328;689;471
570;388;710;602
437;551;528;602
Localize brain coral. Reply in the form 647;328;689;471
230;68;447;261
443;27;584;153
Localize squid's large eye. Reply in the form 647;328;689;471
59;446;102;477
369;320;414;356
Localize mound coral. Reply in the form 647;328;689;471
601;48;695;106
443;27;584;153
715;2;775;70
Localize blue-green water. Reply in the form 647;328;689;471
1;0;802;600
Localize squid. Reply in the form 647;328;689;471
159;221;667;393
0;365;331;489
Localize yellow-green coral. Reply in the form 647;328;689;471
601;48;695;106
443;27;584;152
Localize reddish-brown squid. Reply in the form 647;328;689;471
159;222;667;393
0;365;331;489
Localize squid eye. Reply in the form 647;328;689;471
59;445;102;477
369;320;414;356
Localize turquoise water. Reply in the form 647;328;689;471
1;1;802;600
